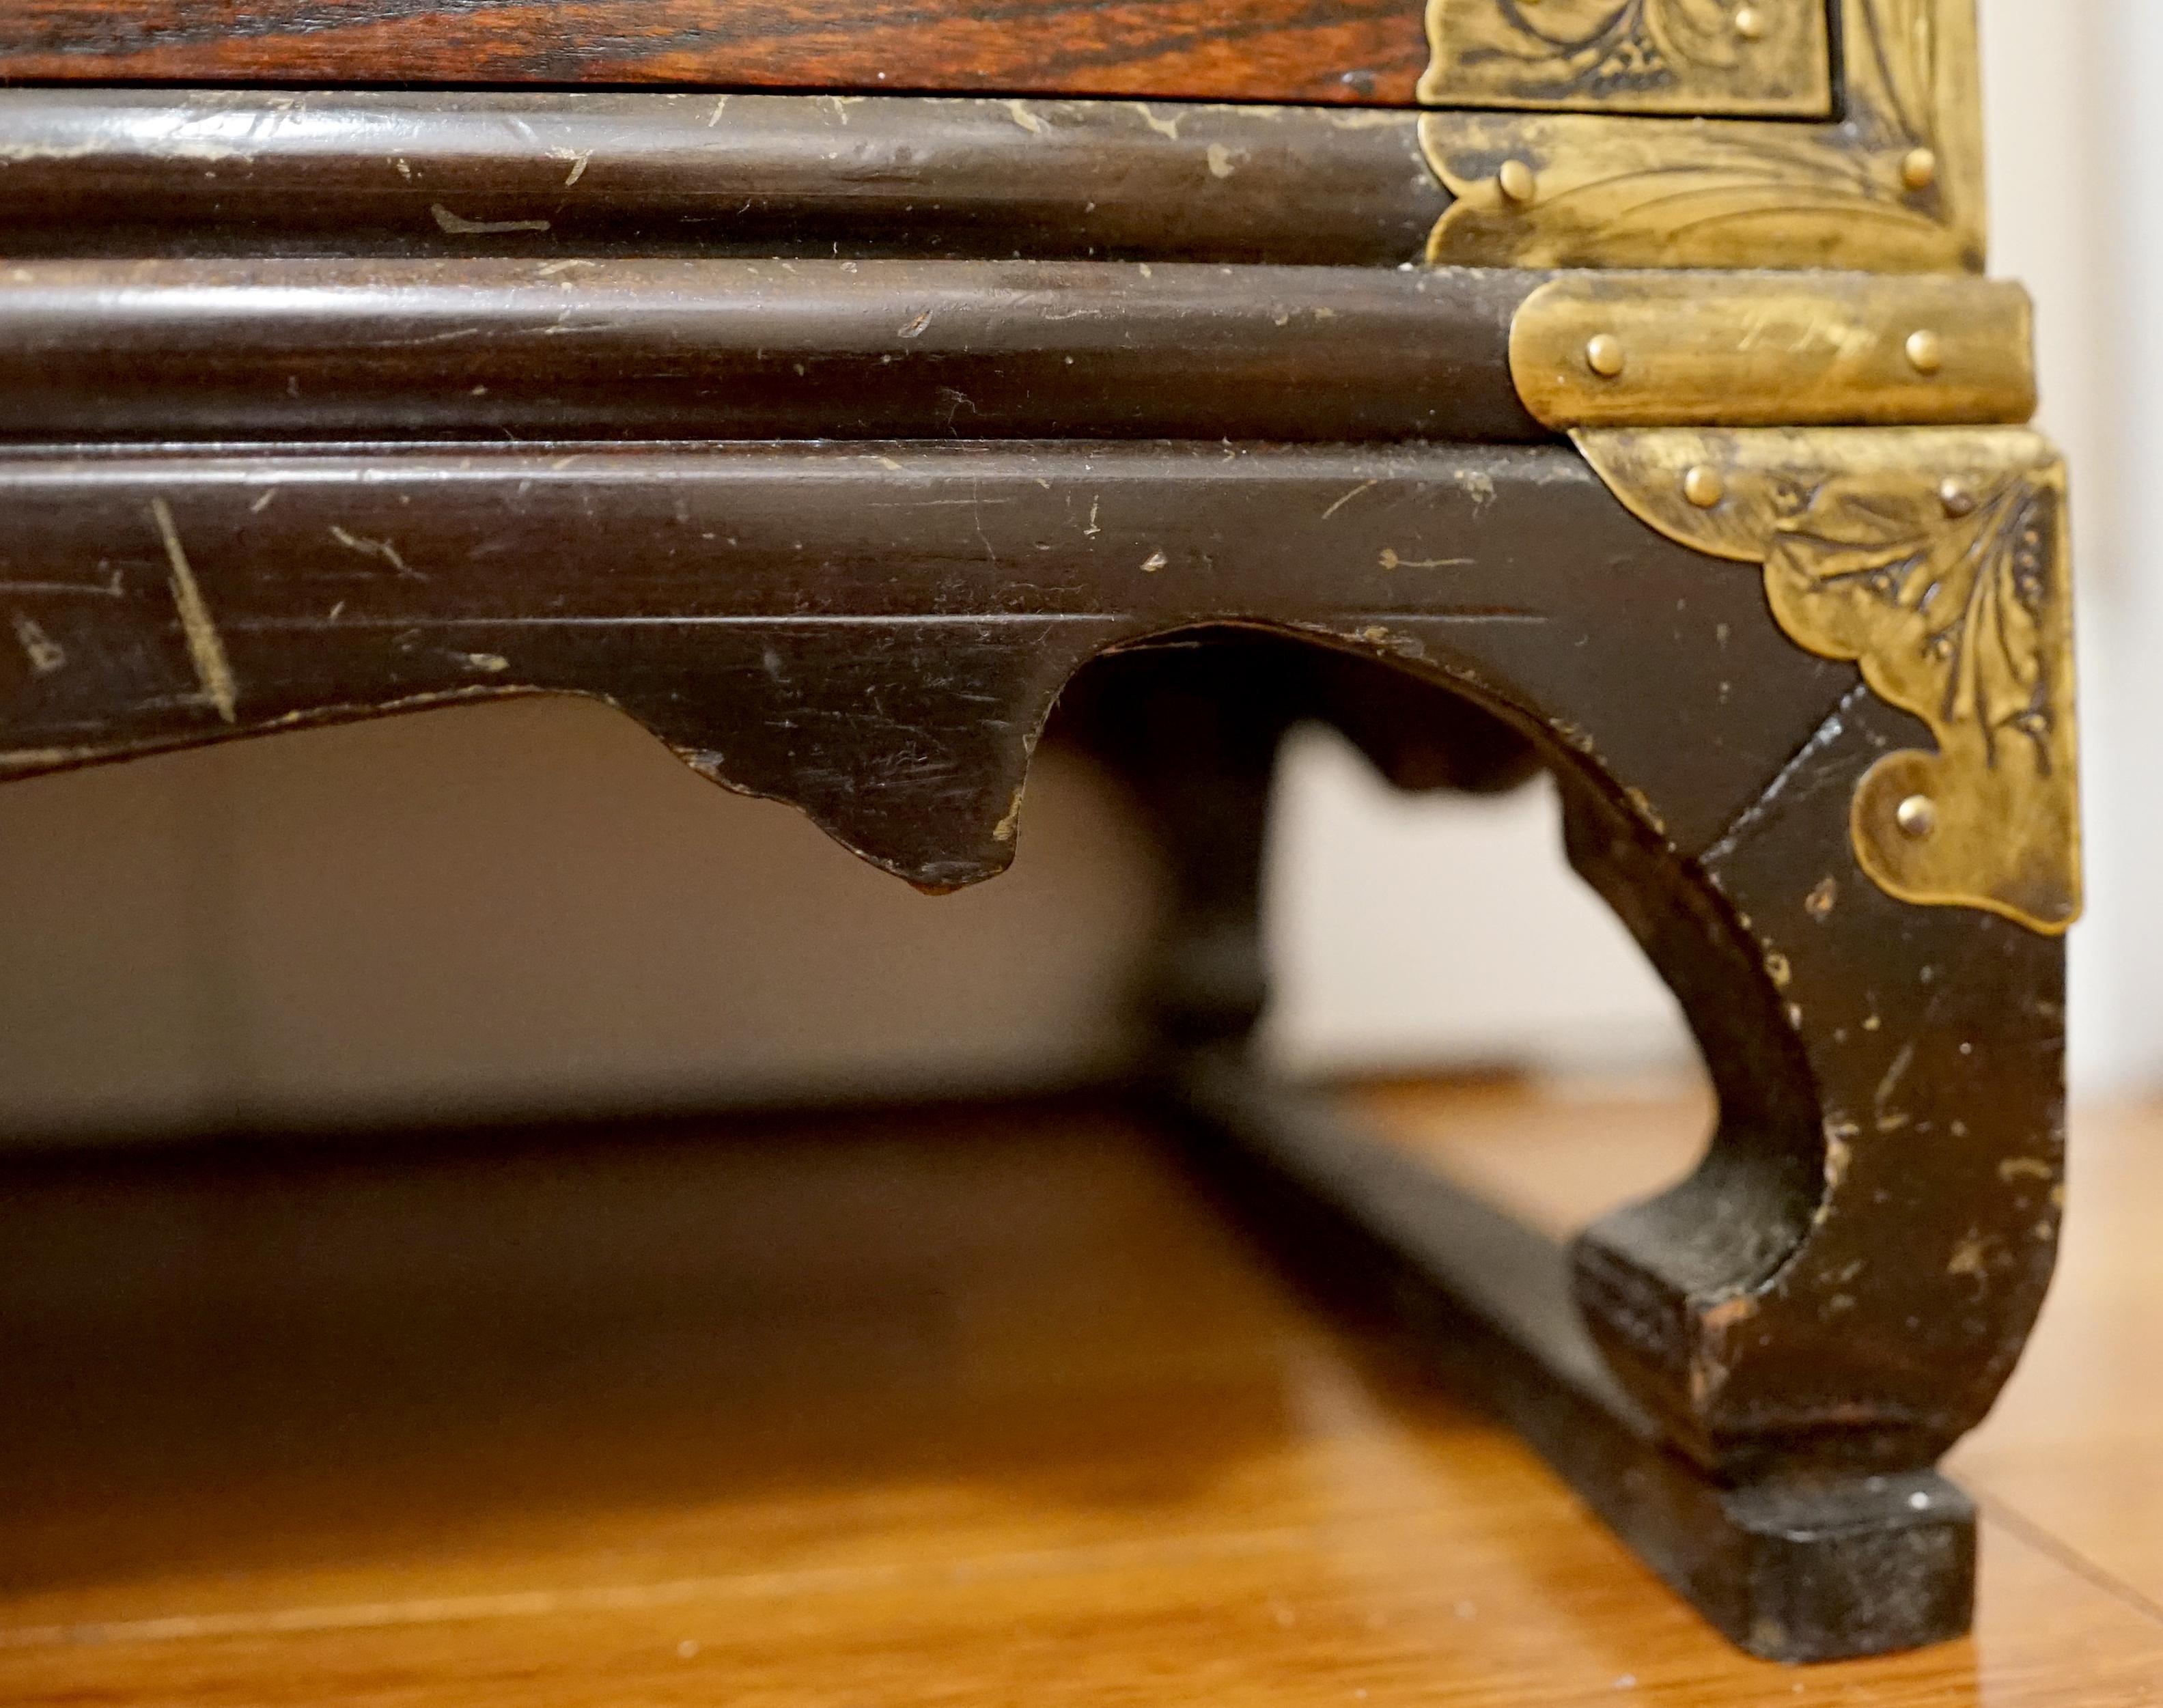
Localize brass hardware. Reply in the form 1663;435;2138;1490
1421;0;1985;273
1896;794;1940;839
1585;333;1628;378
1420;0;1832;118
1684;464;1726;507
1940;477;1975;516
1906;329;1945;374
1574;426;2080;934
1508;272;2035;430
1496;158;1537;203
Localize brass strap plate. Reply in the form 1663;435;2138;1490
1421;0;1834;119
1576;426;2079;935
1511;273;2035;429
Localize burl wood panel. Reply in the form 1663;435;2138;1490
0;0;1429;104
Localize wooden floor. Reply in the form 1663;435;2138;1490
0;1083;2158;1705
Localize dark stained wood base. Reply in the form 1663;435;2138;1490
1169;1055;1977;1664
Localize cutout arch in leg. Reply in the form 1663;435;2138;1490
1060;630;2063;1489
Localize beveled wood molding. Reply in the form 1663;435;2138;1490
1421;0;1985;272
1508;272;2035;429
1420;0;1834;118
0;91;1442;268
0;257;1539;446
1576;426;2080;934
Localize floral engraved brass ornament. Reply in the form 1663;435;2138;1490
1420;0;1833;117
1574;427;2080;934
1420;0;1985;272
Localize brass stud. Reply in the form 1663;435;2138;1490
1902;147;1939;191
1733;5;1766;40
1496;158;1537;204
1585;333;1626;378
1906;329;1944;376
1682;465;1726;509
1940;479;1977;518
1896;794;1940;839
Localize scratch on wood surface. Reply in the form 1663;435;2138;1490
12;614;65;675
329;524;422;580
430;202;550;236
152;499;237;724
1322;479;1378;520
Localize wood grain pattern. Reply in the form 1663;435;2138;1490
0;0;1428;103
0;1087;2158;1703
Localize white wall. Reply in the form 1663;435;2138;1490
1974;0;2163;1091
0;7;2153;1137
2069;0;2163;1091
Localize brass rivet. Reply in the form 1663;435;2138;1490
1496;158;1537;204
1733;5;1766;40
1683;465;1725;509
1940;479;1976;518
1906;329;1944;375
1902;147;1938;191
1896;794;1940;839
1585;333;1626;378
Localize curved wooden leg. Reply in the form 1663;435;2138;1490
1082;434;2074;1661
1137;665;2055;1662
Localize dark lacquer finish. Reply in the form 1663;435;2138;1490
0;443;1847;884
0;92;1447;265
0;260;1537;444
0;0;1427;103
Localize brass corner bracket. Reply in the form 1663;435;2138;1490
1576;426;2080;935
1419;0;1985;273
